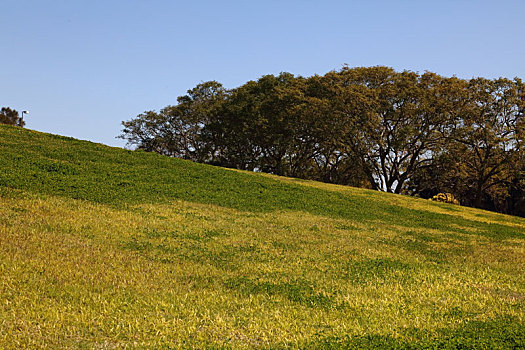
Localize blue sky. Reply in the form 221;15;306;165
2;0;524;147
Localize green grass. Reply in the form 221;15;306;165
1;124;524;348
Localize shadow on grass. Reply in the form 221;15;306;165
224;276;340;309
291;317;525;350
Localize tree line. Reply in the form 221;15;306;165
120;66;525;216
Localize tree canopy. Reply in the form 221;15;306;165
0;107;25;127
119;66;525;216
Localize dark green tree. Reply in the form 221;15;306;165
323;67;464;193
410;77;524;214
118;67;525;216
0;107;25;127
119;81;227;160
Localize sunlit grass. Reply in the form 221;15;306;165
0;125;524;348
1;189;524;348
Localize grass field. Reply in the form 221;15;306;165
1;124;524;349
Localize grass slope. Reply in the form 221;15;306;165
1;124;524;349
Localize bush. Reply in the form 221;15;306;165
431;192;460;205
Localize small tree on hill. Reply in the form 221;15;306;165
0;107;25;127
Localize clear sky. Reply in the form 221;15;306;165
2;0;524;147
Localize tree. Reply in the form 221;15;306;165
301;72;373;187
203;73;318;174
410;77;524;214
325;67;465;194
0;107;25;127
435;78;523;211
119;81;227;160
118;67;524;216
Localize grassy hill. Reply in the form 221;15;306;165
1;124;524;349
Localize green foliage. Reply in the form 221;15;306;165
118;81;226;159
0;107;24;127
119;67;525;216
413;77;525;215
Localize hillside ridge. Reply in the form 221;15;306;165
1;124;524;348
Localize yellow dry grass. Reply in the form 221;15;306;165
1;188;524;348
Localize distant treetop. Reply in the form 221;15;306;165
0;107;25;127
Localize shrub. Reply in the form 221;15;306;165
431;192;460;205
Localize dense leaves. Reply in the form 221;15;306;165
120;67;525;216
